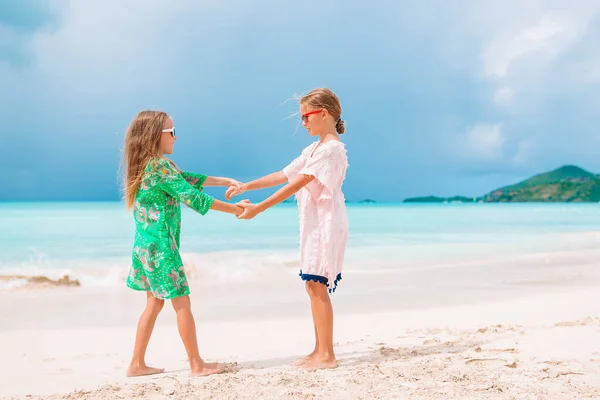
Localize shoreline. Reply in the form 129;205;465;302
2;237;600;291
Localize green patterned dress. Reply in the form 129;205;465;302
126;157;214;299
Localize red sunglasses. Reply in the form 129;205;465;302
301;110;323;122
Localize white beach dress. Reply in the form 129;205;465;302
283;140;349;292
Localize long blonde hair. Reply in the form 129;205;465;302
121;110;169;208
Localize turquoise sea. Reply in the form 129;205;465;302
1;202;599;289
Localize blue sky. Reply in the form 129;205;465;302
1;1;600;202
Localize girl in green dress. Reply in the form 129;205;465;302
121;110;242;377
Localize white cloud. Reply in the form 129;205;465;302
479;0;600;80
447;123;538;169
483;16;566;78
7;1;253;98
472;0;600;164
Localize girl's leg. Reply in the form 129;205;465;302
127;292;166;377
171;295;225;376
294;283;320;365
302;281;337;370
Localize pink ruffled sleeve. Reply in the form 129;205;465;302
299;143;347;201
283;144;314;182
282;154;304;182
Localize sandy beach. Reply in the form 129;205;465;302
1;246;600;400
3;0;600;397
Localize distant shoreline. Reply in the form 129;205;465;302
403;165;600;204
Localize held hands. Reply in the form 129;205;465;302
226;179;243;195
223;179;257;219
224;179;260;219
226;182;245;200
236;199;260;220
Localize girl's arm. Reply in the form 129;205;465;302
256;174;313;211
156;160;242;216
203;176;241;187
181;172;239;188
210;199;244;215
226;171;286;199
237;174;314;219
244;171;287;191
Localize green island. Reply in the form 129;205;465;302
403;165;600;203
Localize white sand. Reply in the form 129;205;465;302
1;250;600;399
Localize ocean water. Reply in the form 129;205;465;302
1;202;599;289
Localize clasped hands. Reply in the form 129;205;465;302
225;181;259;220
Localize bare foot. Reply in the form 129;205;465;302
190;361;226;377
294;350;318;366
294;356;311;366
126;364;165;377
301;356;338;371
